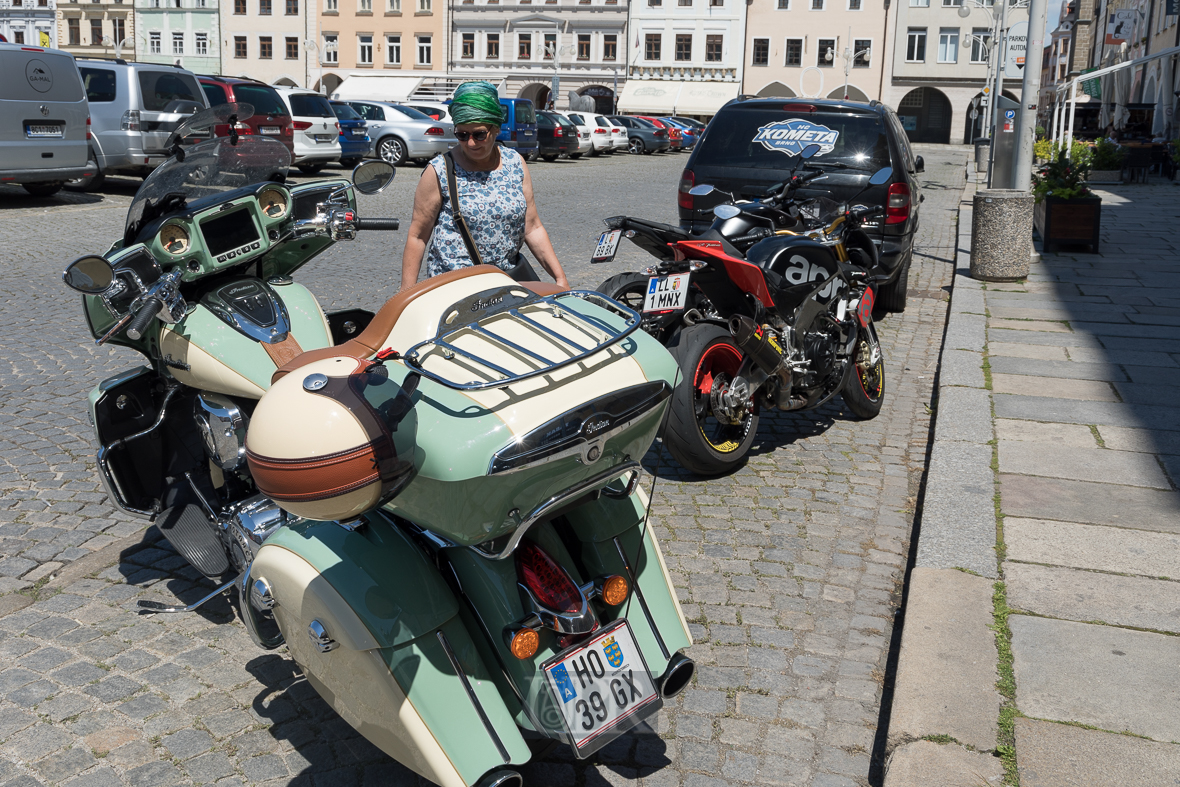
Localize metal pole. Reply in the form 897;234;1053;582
988;0;1010;187
1013;0;1047;190
1050;90;1061;146
1065;78;1078;156
552;21;560;110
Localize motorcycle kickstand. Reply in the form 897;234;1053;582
136;574;240;615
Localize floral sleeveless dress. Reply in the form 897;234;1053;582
425;147;527;277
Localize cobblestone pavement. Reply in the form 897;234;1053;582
0;145;965;786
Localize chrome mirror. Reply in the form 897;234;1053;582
713;204;742;220
799;144;821;160
688;184;716;196
353;160;396;194
868;167;894;186
63;255;114;294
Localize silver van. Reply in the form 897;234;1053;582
68;58;207;191
0;42;94;197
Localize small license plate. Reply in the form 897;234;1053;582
350;129;366;136
643;273;690;313
591;229;622;263
26;124;63;138
259;126;281;135
314;134;335;143
543;621;661;757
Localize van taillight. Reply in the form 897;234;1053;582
511;130;518;141
86;115;92;141
120;110;141;132
678;170;695;210
886;182;911;225
516;542;582;613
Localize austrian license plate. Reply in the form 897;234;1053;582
259;126;280;135
591;229;622;263
26;124;63;138
643;273;690;312
543;621;661;757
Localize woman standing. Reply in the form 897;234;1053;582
400;81;570;291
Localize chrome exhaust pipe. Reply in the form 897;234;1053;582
658;652;695;700
475;769;522;787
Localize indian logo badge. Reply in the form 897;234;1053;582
602;636;624;668
752;119;839;157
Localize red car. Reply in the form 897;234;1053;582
635;116;686;151
198;76;295;158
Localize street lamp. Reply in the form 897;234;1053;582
825;29;872;101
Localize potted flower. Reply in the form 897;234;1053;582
1032;150;1101;253
1088;139;1126;183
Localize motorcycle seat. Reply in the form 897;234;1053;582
272;265;569;385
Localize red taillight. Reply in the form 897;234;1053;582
86;115;92;140
553;126;563;137
594;128;606;134
886;182;911;225
233;122;252;134
335;122;341;133
516;542;582;613
784;103;816;112
424;126;444;136
293;120;312;130
284;124;293;137
678;169;695;210
511;130;517;141
654;130;666;137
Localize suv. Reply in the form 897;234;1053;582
678;97;924;314
275;87;342;174
198;76;294;158
0;42;94;197
69;58;207;190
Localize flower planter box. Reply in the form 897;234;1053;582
1088;169;1122;184
1034;195;1101;253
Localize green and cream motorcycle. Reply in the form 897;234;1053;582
63;105;694;787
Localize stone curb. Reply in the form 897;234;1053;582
882;169;1002;784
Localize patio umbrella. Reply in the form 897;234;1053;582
1153;56;1172;136
1114;66;1132;130
1099;73;1112;130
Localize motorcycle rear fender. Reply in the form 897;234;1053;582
254;513;530;786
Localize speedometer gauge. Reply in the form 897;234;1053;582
258;187;288;219
159;224;190;255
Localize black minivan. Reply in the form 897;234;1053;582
677;97;924;314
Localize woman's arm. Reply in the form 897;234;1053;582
399;167;444;290
519;159;570;289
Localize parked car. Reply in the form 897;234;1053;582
402;101;451;122
658;117;699;150
0;42;95;196
496;98;538;160
198;76;294;158
552;112;592;158
669;116;707;132
535;111;579;161
676;96;924;314
563;111;612;156
329;101;371;168
606;115;670;155
345;100;455;165
67;58;207;191
274;87;341;174
581;112;627;152
635;116;687;151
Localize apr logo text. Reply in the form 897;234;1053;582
753;119;838;157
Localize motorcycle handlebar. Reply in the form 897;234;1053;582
355;217;400;231
125;297;162;341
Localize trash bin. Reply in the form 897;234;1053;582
970;189;1033;281
974;138;990;173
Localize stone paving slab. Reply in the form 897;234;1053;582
914;441;998;578
1016;717;1180;787
999;475;1180;532
1010;615;1180;742
987;328;1102;348
932;387;992;444
1097;424;1180;455
986;342;1068;361
997;439;1172;489
1005;517;1180;578
994;420;1098;448
1121;365;1180;385
987;318;1073;334
1006;562;1180;633
993;394;1180;430
1063;346;1180;367
882;740;1003;787
988;356;1128;382
937;349;986;388
990;373;1117;401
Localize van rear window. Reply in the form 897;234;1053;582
137;71;203;112
79;67;116;102
694;107;890;171
513;101;535;124
231;84;287;117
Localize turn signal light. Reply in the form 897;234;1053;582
509;628;539;659
602;575;629;606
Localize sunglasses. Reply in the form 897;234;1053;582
455;130;491;142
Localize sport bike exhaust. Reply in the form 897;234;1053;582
729;316;788;383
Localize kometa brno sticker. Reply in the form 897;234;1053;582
753;119;838;156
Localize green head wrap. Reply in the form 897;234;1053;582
450;81;505;127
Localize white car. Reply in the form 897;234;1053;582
274;87;342;174
570;111;626;153
555;112;598;157
401;101;452;122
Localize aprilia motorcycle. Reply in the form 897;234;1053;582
63;105;695;786
594;145;890;476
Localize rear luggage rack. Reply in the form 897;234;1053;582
403;290;641;391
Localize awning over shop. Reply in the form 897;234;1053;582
617;80;739;116
329;75;424;103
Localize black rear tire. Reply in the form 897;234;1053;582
65;158;105;192
874;258;910;317
542;154;558;162
339;158;362;169
22;182;62;197
664;324;758;476
841;318;886;419
596;271;649;311
298;163;326;175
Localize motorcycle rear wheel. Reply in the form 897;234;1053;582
842;318;886;419
665;324;759;476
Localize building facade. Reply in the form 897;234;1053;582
2;0;56;48
57;0;135;59
448;1;627;113
620;0;746;118
741;0;891;103
135;0;220;73
315;0;447;96
218;0;312;86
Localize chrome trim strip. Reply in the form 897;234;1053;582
436;630;512;765
613;535;671;661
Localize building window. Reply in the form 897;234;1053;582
517;33;531;59
811;0;823;8
149;31;161;54
910;0;929;5
13;31;23;44
785;37;802;65
705;34;721;62
234;36;246;57
388;0;399;9
938;28;958;62
326;0;336;9
418;0;430;10
195;32;207;55
172;31;183;54
752;37;768;66
710;0;722;5
942;0;961;5
285;36;298;59
677;0;690;5
603;34;616;61
112;17;124;43
385;34;400;63
417;34;431;64
817;37;835;66
645;34;661;61
649;0;661;5
848;0;860;8
906;28;926;62
260;36;272;58
486;33;499;59
286;0;297;13
675;34;691;61
853;38;870;66
577;34;590;61
324;33;338;62
90;18;102;46
542;32;555;59
462;32;473;58
970;28;990;63
234;0;245;12
360;0;371;10
358;34;372;63
260;0;271;13
67;18;79;45
777;0;788;7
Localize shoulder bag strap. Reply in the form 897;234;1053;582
443;150;484;267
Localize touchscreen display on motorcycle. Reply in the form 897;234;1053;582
201;210;262;262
